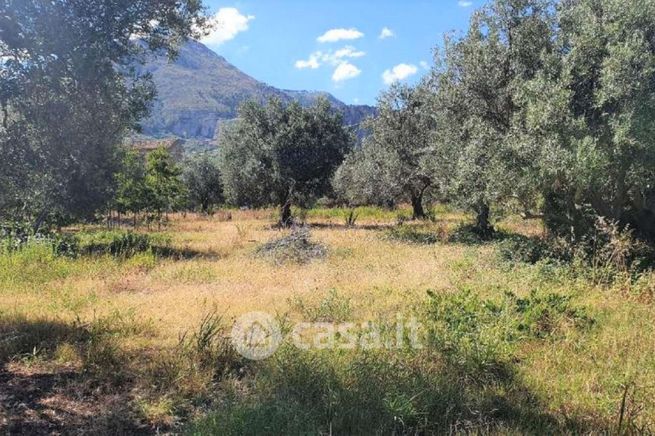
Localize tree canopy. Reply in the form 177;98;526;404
219;98;354;226
0;0;207;230
334;83;449;219
183;153;223;213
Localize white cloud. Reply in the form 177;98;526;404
332;61;361;82
379;27;395;39
333;46;365;61
382;63;418;85
295;53;321;69
420;60;430;70
294;46;365;70
458;0;473;7
296;45;365;83
202;7;255;46
317;28;364;43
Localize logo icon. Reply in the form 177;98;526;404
231;312;282;360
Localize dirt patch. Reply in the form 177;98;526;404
0;362;148;435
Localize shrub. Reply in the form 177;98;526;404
448;223;501;244
498;217;655;278
585;217;655;273
56;231;170;259
344;209;358;227
498;234;548;264
52;233;80;258
79;231;155;257
177;312;243;373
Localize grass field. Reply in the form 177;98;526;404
1;206;654;434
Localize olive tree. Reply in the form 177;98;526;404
218;98;353;226
183;153;223;213
334;82;448;219
434;0;555;237
520;0;655;242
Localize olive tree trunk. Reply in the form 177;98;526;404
411;194;426;220
474;202;494;239
279;201;293;228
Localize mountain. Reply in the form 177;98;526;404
135;40;375;142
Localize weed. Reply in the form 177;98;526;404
498;234;548;264
344;209;358;227
289;289;353;322
425;289;593;371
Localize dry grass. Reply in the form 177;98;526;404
1;206;655;433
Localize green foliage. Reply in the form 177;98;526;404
114;149;149;217
191;287;595;435
0;0;208;229
434;0;555;235
182;153;223;213
52;230;170;259
334;83;448;219
145;147;186;218
176;311;243;374
498;234;549;264
448;223;511;245
531;0;655;243
425;289;593;371
78;231;159;258
219;98;354;225
498;218;655;276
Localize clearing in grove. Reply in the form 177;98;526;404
1;206;654;434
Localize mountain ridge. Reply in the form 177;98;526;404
136;39;375;142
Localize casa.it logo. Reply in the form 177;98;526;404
230;312;283;360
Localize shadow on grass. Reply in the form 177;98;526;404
445;224;517;245
0;317;147;434
307;222;394;231
152;245;220;260
0;312;248;434
189;346;606;435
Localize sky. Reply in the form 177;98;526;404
201;0;480;106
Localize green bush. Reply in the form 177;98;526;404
498;234;548;264
78;231;154;257
55;231;170;259
52;233;80;258
448;223;502;244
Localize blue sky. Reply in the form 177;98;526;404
202;1;479;105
